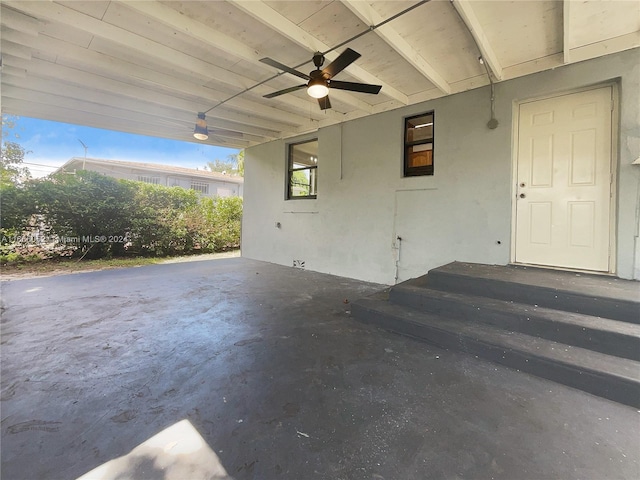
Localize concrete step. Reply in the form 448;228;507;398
424;262;640;323
390;285;640;361
352;296;640;408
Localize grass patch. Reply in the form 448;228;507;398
0;256;162;278
0;250;241;280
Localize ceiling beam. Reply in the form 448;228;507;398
2;82;263;144
1;98;251;149
1;26;39;48
563;0;572;64
568;31;640;64
29;35;330;127
0;5;40;36
114;0;345;121
1;64;26;78
116;1;262;67
2;72;281;140
2;55;299;135
450;0;503;81
26;32;323;129
4;0;328;128
1;40;31;60
3;83;265;144
230;0;408;107
341;0;451;95
2;2;257;96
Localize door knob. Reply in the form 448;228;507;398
519;193;526;198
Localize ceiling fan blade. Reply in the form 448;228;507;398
260;57;310;80
317;96;331;110
263;84;307;99
322;48;361;78
329;80;382;95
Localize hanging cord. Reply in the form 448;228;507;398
449;0;498;129
482;57;498;129
204;0;431;114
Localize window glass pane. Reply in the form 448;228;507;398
310;168;317;196
291;141;318;167
406;113;434;143
290;169;311;197
288;139;318;199
407;145;433;167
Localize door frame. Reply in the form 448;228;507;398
510;82;619;274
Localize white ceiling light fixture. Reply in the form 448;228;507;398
307;76;329;99
193;112;209;140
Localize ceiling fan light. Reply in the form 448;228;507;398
193;112;209;140
307;79;329;99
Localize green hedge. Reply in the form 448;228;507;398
0;170;242;261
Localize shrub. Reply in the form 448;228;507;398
123;181;200;256
1;171;243;261
185;196;243;252
28;171;134;258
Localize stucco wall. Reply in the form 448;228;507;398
242;49;640;284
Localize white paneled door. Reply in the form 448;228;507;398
515;86;613;272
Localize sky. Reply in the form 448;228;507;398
4;116;240;178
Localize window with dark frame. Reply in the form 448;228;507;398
404;112;434;176
287;139;318;199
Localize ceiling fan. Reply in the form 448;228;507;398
260;48;382;110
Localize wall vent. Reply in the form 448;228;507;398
293;260;305;269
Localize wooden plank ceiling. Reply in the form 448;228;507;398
1;1;639;149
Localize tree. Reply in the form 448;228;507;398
1;115;31;185
0;181;31;233
1;116;32;234
206;150;244;176
291;170;310;195
206;158;235;174
236;150;245;177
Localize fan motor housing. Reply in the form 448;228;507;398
312;52;325;68
309;70;326;82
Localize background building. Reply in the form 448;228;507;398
57;157;243;198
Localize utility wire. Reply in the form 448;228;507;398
22;162;60;169
326;0;431;55
204;0;431;114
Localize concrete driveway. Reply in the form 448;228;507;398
1;257;638;479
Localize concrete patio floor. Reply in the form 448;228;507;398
1;257;638;480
